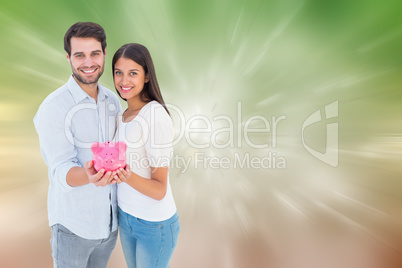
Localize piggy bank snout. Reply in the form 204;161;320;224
104;158;115;164
103;153;116;163
91;141;127;172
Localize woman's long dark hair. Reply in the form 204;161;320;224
112;43;169;115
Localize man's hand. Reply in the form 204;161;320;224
84;160;116;187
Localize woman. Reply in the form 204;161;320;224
112;43;180;268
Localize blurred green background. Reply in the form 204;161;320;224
1;0;401;267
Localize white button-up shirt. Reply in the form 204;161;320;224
34;75;122;239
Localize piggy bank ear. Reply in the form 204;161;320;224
91;142;103;153
117;141;127;152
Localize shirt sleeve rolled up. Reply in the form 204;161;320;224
34;102;80;192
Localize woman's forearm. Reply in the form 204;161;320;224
125;170;168;201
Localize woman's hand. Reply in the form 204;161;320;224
113;165;131;184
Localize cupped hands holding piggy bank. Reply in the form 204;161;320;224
91;141;127;172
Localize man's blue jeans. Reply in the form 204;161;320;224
50;224;117;268
118;207;180;268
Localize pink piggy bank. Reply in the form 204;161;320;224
91;141;127;172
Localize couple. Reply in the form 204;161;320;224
34;22;180;268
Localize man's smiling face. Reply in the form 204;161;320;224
67;37;105;85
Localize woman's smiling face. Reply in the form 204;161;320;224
114;57;149;101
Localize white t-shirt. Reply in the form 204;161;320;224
116;101;177;221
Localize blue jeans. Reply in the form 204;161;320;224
50;224;117;268
118;207;180;268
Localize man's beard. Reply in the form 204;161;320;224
71;64;104;85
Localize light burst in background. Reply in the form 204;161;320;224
0;0;402;267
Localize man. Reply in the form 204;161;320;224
34;22;122;268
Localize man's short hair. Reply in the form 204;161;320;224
64;22;107;56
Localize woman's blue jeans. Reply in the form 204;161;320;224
118;207;180;268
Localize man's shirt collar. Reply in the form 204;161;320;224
67;75;109;103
